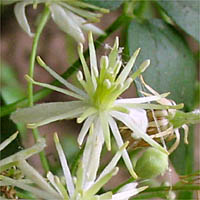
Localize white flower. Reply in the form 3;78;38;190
2;0;108;42
11;33;183;178
1;132;148;200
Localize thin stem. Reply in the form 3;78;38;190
28;6;50;172
133;185;200;199
1;15;133;117
28;6;50;106
143;185;200;193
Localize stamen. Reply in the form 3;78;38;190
131;59;150;80
182;124;189;144
37;56;86;97
89;31;98;77
25;75;84;100
54;133;75;197
116;48;140;84
169;129;180;154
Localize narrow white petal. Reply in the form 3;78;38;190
54;133;75;197
108;116;137;179
115;93;169;104
87;120;104;184
88;31;98;77
0;175;59;200
47;172;63;197
116;48;140;84
0;132;18;151
112;185;148;200
78;115;95;145
37;57;87;97
11;101;85;124
25;75;84;100
111;111;168;154
86;168;119;198
18;160;60;198
14;1;34;37
50;4;85;43
100;112;111;151
0;138;45;168
97;142;128;182
67;12;105;35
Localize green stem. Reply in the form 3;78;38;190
133;185;200;199
28;6;50;172
143;185;200;193
1;15;132;117
28;7;50;106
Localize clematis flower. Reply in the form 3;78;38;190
2;0;108;42
1;131;148;200
11;32;183;178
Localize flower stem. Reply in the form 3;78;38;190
28;6;50;106
28;6;50;173
134;185;200;199
1;15;132;117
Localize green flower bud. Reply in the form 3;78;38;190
135;147;168;179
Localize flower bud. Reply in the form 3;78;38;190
134;147;168;178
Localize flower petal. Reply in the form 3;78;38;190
111;111;168;154
0;138;45;171
108;116;138;179
115;93;169;104
11;101;85;124
18;160;60;198
78;115;96;146
50;4;85;43
0;132;18;151
54;133;75;197
14;1;34;37
0;175;58;200
97;142;128;182
113;184;148;200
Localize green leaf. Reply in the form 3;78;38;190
0;95;21;159
1;61;25;104
83;0;123;10
157;0;200;42
126;19;197;110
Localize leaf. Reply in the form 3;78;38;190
0;95;21;159
1;61;25;104
83;0;124;10
157;0;200;42
126;19;197;110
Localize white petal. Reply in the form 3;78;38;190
65;11;105;35
78;115;96;145
0;138;45;169
54;133;74;197
115;93;169;104
82;120;104;188
112;184;148;200
0;176;58;200
11;101;85;124
97;142;128;182
108;116;137;179
111;111;168;154
14;1;34;37
47;172;63;197
50;4;85;43
18;160;60;198
0;132;18;151
116;48;140;84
